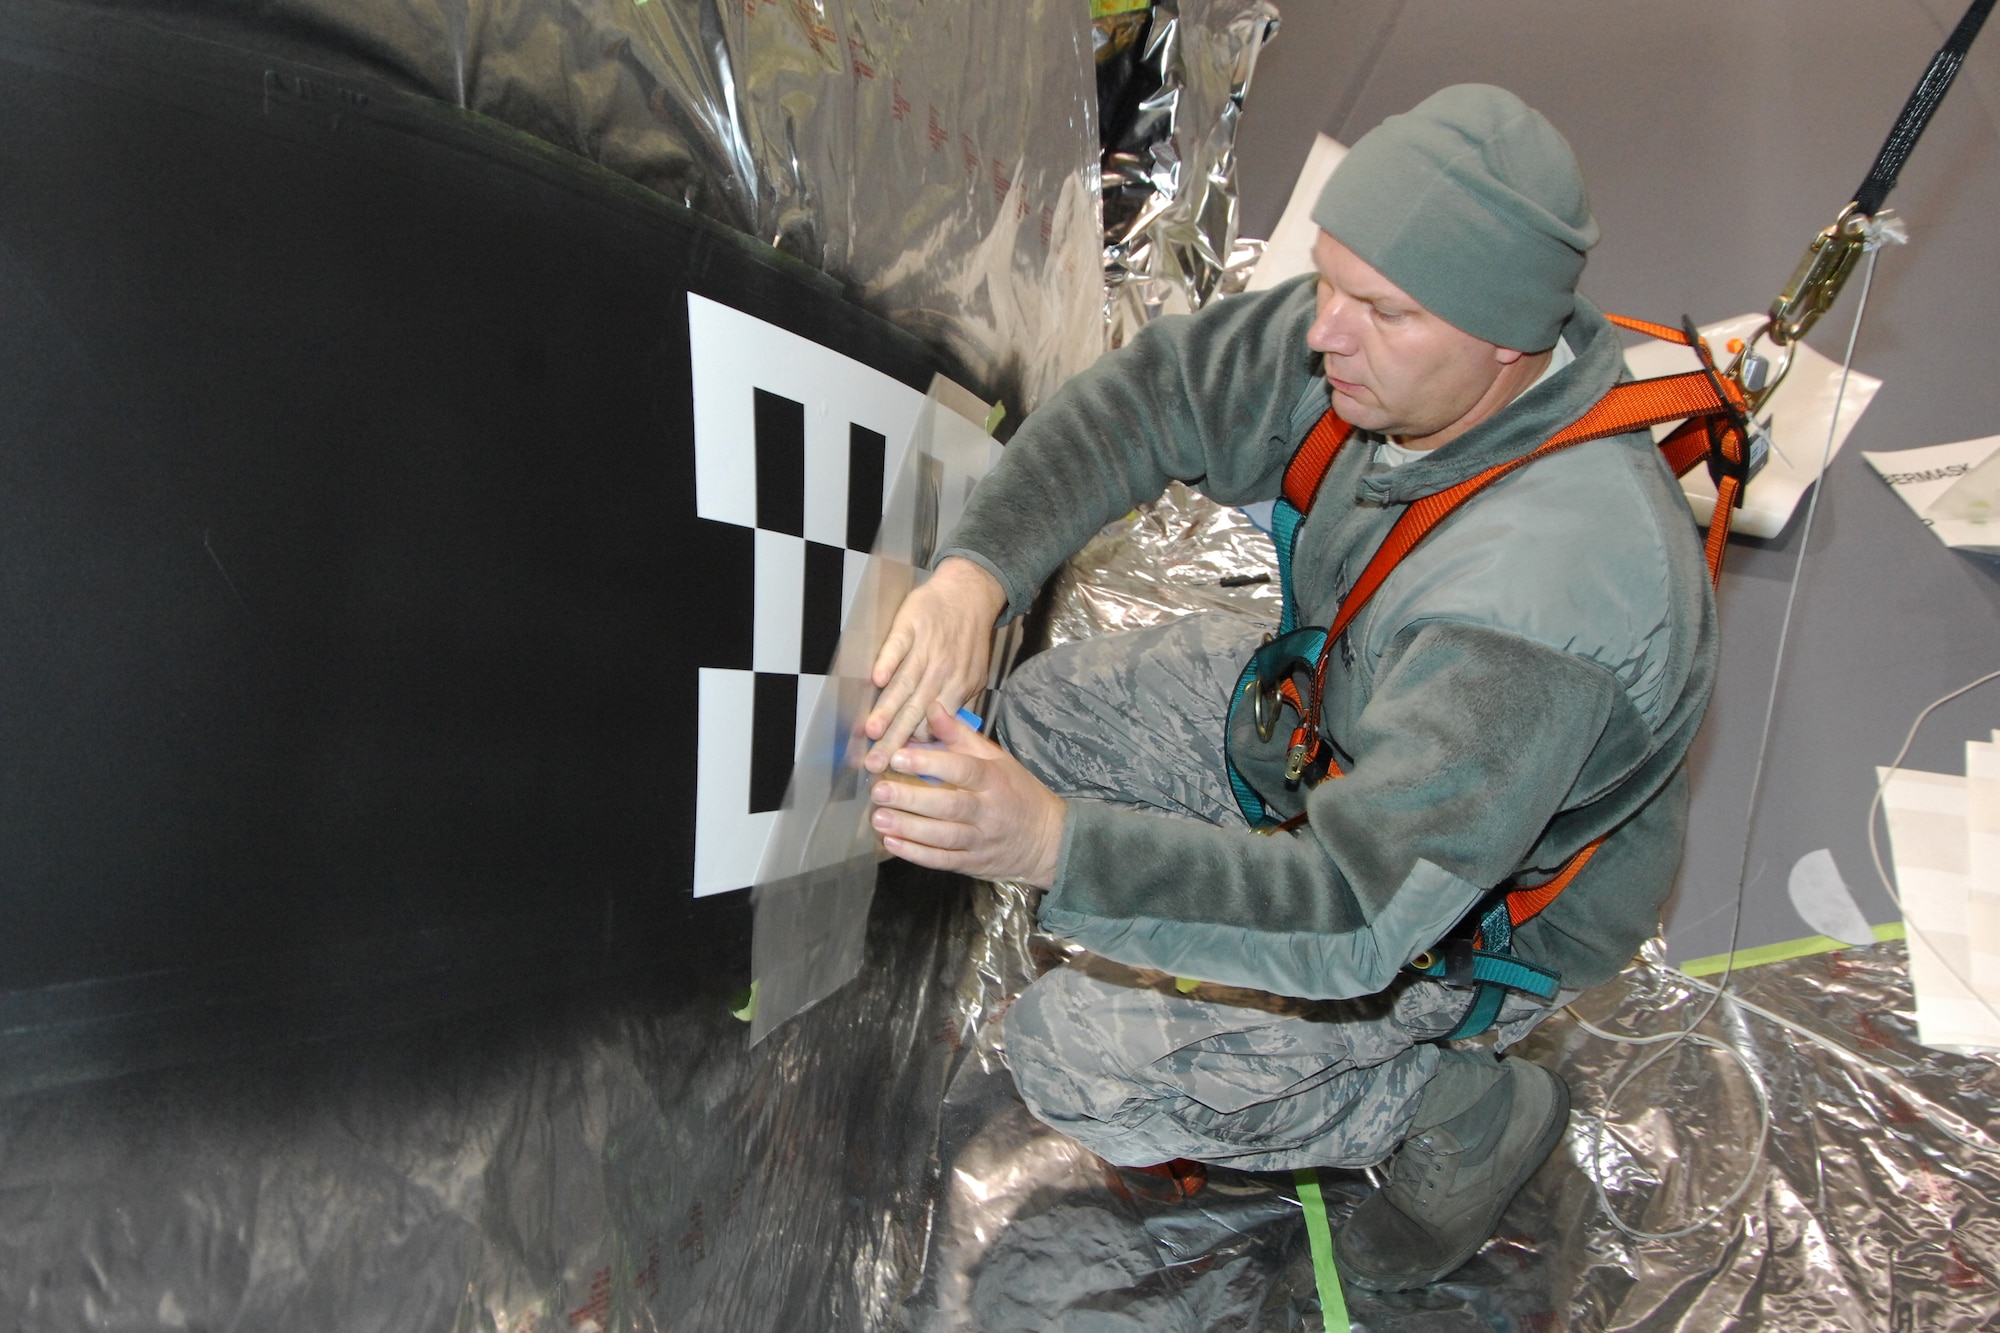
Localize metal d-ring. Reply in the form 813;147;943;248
1253;676;1283;742
1250;632;1282;741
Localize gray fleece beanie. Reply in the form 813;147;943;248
1311;84;1598;352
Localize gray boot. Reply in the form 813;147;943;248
1334;1052;1570;1291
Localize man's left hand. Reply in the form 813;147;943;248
869;701;1066;888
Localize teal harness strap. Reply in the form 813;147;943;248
1223;626;1326;828
1268;495;1306;635
1224;651;1274;828
1223;489;1319;829
1229;410;1568;1033
1412;896;1563;1039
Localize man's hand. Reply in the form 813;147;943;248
864;556;1008;768
870;701;1066;887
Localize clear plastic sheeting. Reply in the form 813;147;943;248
4;489;1996;1333
76;0;1104;415
1547;947;2000;1331
905;936;2000;1331
714;0;1105;413
1095;0;1280;348
0;871;981;1333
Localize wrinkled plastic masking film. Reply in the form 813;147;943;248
749;377;1002;1044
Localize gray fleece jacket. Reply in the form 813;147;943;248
939;274;1717;1000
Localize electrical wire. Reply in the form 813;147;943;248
1565;1005;1774;1240
1674;964;2000;1159
1868;667;2000;927
1570;246;1883;1242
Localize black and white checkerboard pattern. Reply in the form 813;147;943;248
689;294;926;897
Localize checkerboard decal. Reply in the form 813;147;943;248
687;295;924;896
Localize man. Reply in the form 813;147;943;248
860;85;1716;1290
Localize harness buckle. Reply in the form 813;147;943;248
1284;742;1312;783
1682;315;1764;499
1407;939;1483;987
1433;939;1481;988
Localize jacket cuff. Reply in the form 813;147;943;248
933;545;1036;623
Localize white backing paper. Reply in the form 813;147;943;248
1862;434;2000;556
1622;313;1881;539
1965;740;2000;996
1878;765;2000;1053
1244;133;1347;293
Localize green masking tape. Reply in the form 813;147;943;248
729;980;759;1024
1293;1168;1351;1333
1675;921;1905;977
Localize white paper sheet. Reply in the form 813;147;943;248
1965;741;2000;996
1622;313;1881;539
1878;765;2000;1052
687;293;928;897
1243;133;1346;293
1862;434;2000;556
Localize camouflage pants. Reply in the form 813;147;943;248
992;613;1554;1170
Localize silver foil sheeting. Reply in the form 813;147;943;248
13;864;1992;1328
1096;0;1280;348
1043;480;1284;648
894;483;2000;1329
907;935;2000;1330
0;872;985;1332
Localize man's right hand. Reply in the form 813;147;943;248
863;556;1008;771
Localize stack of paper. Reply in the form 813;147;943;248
1878;733;2000;1052
1862;435;2000;557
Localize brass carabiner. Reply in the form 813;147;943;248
1768;202;1869;348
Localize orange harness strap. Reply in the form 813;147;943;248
1279;315;1747;932
1281;409;1354;512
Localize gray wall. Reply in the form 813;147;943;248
1233;0;2000;962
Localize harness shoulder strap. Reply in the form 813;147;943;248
1250;317;1751;1027
1282;411;1354;512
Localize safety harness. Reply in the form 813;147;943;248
1222;314;1751;1039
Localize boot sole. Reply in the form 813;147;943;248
1340;1060;1572;1292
